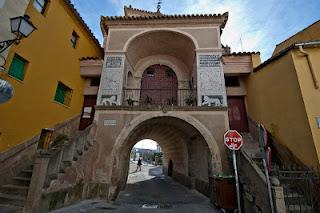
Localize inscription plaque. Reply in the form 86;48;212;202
106;57;122;68
199;55;220;67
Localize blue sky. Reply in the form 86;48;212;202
71;0;320;61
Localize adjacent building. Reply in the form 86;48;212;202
246;20;320;169
0;0;102;153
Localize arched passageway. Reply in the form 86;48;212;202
109;115;222;199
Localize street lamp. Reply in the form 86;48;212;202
0;15;37;54
0;15;36;104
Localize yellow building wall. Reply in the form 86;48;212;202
0;0;102;151
292;47;320;166
245;52;319;168
273;20;320;55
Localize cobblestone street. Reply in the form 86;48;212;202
51;162;218;213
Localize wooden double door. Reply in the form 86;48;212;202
227;97;249;132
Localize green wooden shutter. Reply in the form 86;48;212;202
8;56;26;81
54;83;66;104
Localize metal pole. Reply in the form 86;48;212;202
258;125;275;213
233;150;241;213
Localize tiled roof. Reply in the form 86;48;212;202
80;56;103;61
124;5;161;16
223;52;260;56
254;40;320;72
64;0;101;48
102;12;229;29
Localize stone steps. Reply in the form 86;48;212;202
0;184;29;196
241;132;316;212
287;204;313;213
0;164;34;212
0;204;23;213
12;176;31;186
0;192;26;207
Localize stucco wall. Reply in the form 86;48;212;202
106;27;220;52
0;0;102;152
245;52;318;168
292;47;320;166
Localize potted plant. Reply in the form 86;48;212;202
167;96;177;106
126;97;135;106
185;96;196;106
144;96;153;107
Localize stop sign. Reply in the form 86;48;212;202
224;130;243;150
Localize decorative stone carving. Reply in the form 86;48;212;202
201;95;224;107
97;54;125;105
197;52;227;107
101;95;118;106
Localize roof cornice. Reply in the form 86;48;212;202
101;12;228;30
64;0;101;49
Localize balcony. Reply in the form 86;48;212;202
123;89;197;107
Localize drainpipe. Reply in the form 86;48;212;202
296;43;319;89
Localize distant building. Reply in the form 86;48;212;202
156;144;161;152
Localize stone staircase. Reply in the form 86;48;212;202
0;124;96;212
241;132;315;213
0;165;33;212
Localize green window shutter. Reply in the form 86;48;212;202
8;56;26;81
54;84;66;104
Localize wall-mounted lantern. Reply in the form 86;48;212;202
0;15;36;104
0;15;36;54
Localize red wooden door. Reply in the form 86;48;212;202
79;95;97;130
227;97;249;132
140;65;178;106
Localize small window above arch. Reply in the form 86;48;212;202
146;67;155;77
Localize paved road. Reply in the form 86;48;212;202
52;163;218;213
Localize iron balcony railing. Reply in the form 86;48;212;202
123;89;197;107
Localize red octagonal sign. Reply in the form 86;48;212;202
224;130;243;151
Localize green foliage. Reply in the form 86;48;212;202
185;96;197;106
52;134;68;147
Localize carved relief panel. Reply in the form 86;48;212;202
97;54;125;106
197;52;227;107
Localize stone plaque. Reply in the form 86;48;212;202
199;55;220;67
97;54;125;106
197;52;227;107
104;119;117;126
106;56;122;68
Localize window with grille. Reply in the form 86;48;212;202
90;77;100;86
71;31;79;48
8;54;27;81
54;82;72;106
33;0;48;14
225;76;240;87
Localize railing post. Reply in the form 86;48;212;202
25;153;51;212
271;177;287;213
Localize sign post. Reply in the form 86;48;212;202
258;124;275;213
224;130;243;213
